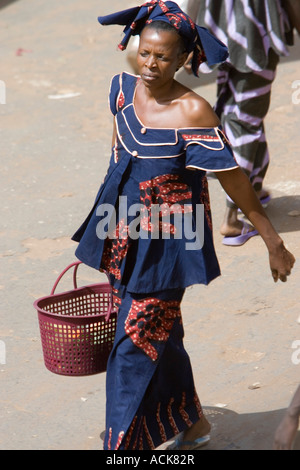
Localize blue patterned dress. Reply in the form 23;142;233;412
72;72;238;449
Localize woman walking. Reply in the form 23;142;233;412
72;1;295;450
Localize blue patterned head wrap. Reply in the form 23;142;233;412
98;0;228;77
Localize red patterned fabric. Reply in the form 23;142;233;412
101;220;130;280
125;297;181;361
199;175;212;231
117;90;125;110
182;133;220;141
139;174;192;236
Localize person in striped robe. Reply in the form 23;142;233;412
187;0;294;246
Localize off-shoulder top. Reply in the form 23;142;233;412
72;72;239;293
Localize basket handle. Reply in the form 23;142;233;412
51;261;113;321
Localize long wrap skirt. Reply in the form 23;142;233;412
104;282;203;450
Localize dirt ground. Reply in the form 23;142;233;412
0;0;299;451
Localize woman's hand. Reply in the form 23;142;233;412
268;241;296;283
217;168;296;282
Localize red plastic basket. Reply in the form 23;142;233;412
33;261;117;377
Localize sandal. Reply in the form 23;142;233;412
222;222;258;246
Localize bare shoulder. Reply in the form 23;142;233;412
178;87;220;128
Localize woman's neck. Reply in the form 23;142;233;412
134;77;190;129
138;78;178;105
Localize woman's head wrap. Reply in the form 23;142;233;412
98;0;228;77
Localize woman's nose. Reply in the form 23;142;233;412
145;55;157;69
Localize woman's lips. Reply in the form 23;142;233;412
141;73;159;82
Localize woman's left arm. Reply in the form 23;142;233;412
216;168;296;282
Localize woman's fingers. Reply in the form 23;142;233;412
271;250;295;282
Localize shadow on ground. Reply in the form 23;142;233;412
262;195;300;234
199;406;300;450
101;406;300;450
0;0;19;10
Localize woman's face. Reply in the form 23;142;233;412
137;26;187;89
